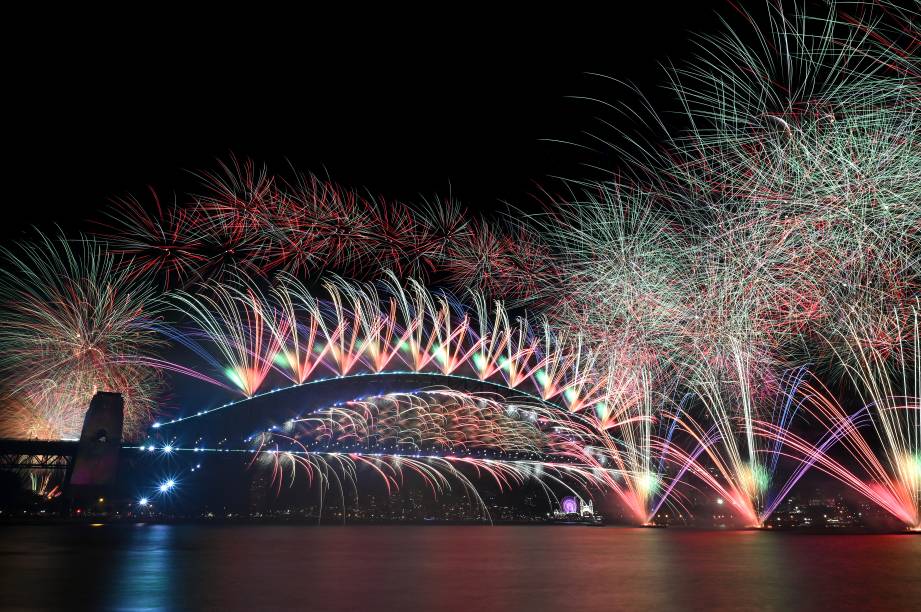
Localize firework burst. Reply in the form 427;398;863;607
0;233;164;438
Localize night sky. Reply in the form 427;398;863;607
7;4;735;237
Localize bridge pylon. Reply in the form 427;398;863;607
68;392;124;509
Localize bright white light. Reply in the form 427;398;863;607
152;423;161;429
159;479;175;493
716;498;724;505
163;445;173;454
138;497;148;506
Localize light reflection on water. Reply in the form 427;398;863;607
106;525;176;611
0;525;919;611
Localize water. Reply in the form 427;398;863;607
0;525;919;611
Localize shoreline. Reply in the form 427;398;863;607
1;517;917;534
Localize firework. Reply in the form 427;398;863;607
149;388;619;521
163;272;606;413
518;2;921;524
99;190;208;286
96;159;541;303
0;233;164;438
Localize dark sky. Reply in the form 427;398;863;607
6;4;734;239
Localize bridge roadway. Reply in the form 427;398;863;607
0;438;78;470
0;438;566;467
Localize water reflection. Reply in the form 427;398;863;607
1;526;919;611
105;524;178;610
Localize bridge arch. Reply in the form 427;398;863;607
151;371;580;451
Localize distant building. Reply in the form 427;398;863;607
555;496;595;518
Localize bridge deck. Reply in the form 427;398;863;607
0;439;79;470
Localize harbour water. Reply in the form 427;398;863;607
1;525;919;611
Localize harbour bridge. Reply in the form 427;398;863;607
0;372;594;509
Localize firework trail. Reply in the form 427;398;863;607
662;1;920;526
152;389;622;521
161;272;606;412
0;233;165;439
156;270;711;522
98;156;549;305
779;302;921;529
518;2;921;524
666;2;919;526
